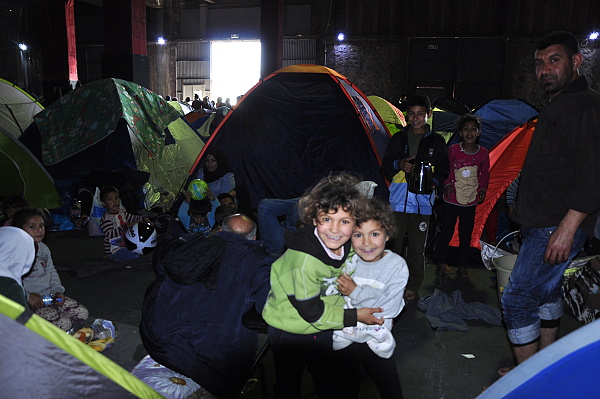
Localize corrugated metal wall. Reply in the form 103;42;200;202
283;38;317;66
175;41;211;97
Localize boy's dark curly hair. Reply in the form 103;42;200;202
356;198;397;239
297;172;366;227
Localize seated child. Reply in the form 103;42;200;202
99;186;150;261
177;190;220;237
13;208;89;331
333;198;408;399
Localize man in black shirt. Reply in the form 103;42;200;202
501;31;600;371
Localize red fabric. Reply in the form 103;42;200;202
449;119;537;248
131;0;147;56
65;0;78;82
184;111;207;124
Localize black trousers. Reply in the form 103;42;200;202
346;343;404;399
437;202;477;267
268;326;358;399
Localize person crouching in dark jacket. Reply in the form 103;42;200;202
140;214;274;398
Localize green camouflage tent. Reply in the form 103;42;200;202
34;78;182;166
22;79;204;209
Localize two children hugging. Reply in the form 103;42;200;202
262;172;408;399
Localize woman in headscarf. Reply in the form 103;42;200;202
0;226;35;308
197;147;236;198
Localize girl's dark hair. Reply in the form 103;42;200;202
356;198;397;238
455;113;482;132
100;186;119;202
297;172;366;227
12;207;47;230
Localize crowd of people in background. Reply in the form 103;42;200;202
162;92;235;112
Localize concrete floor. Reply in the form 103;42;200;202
47;228;584;399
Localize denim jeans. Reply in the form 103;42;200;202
257;198;300;255
501;226;587;344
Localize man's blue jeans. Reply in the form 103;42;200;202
257;198;300;255
501;226;587;345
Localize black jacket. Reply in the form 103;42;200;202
140;232;274;398
382;126;449;193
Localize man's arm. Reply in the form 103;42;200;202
545;209;588;265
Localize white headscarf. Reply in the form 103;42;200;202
0;226;35;289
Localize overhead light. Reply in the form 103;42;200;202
157;37;166;45
590;32;599;40
337;33;345;41
231;33;239;39
18;43;27;51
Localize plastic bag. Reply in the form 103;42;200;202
480;240;512;271
50;214;75;232
70;319;117;352
88;187;105;236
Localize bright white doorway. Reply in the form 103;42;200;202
210;40;261;106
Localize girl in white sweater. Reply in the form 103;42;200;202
14;208;88;331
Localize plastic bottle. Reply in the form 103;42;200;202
41;294;63;306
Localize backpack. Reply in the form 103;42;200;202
563;256;600;324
